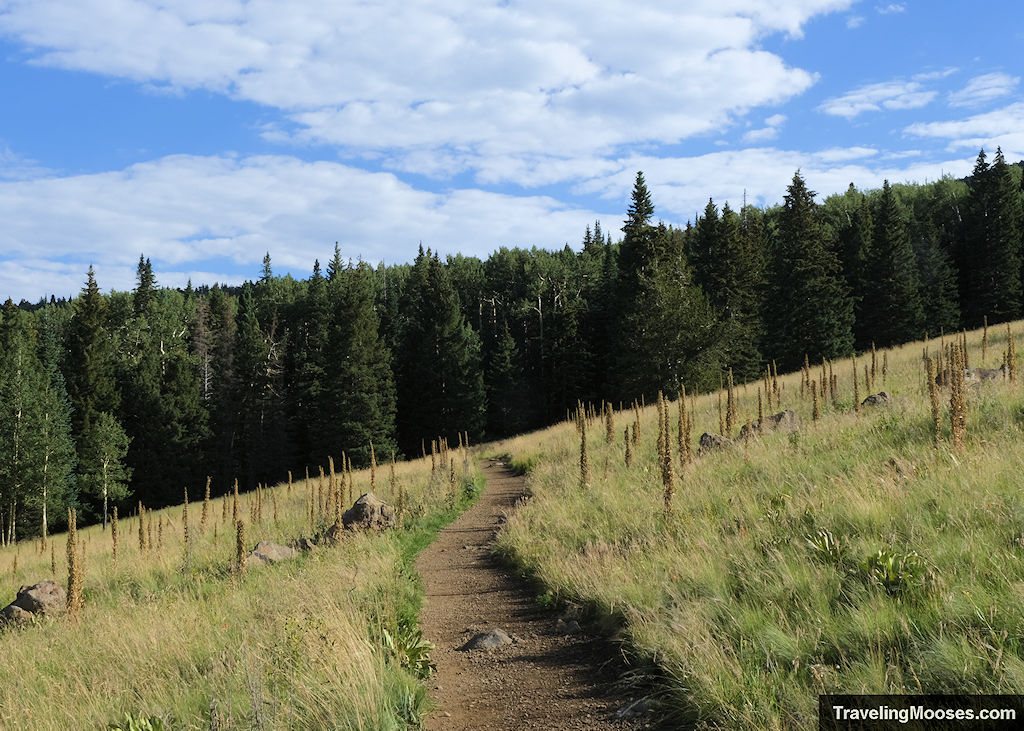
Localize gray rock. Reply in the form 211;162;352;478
0;604;33;627
967;366;1005;382
698;432;733;455
556;618;582;636
342;492;397;532
244;541;299;567
861;392;891;407
460;628;514;651
764;409;800;433
11;580;65;616
615;698;653;719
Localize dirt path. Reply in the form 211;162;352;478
416;459;648;731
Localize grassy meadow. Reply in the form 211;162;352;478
491;324;1024;729
0;446;482;729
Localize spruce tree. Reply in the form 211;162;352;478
768;171;854;367
322;260;397;466
861;181;924;346
963;148;1022;325
397;250;486;452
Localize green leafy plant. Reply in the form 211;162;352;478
862;549;924;596
805;529;844;565
382;617;435;680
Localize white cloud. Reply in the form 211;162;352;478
846;14;865;28
819;78;936;118
904;102;1024;159
0;142;989;303
0;154;615;302
742;114;788;143
948;72;1019;108
577;146;975;222
0;0;853;185
876;3;906;14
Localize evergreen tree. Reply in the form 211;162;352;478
768;171;854;367
397;251;486;452
320;260;397;466
616;179;724;399
65;267;119;440
485;321;526;436
860;181;924;346
963;148;1022;325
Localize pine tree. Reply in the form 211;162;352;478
321;260;397;466
768;171;854;368
860;181;924;346
964;148;1023;325
397;250;486;452
65;267;120;440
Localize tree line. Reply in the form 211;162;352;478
1;148;1021;541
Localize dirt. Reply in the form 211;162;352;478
416;459;651;731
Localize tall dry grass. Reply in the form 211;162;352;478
491;324;1024;729
0;445;481;729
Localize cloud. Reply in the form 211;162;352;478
0;154;615;302
846;15;865;28
577;145;976;222
948;72;1019;108
819;78;936;118
876;3;906;14
742;114;787;143
0;142;988;303
904;102;1024;158
0;144;51;181
0;0;853;185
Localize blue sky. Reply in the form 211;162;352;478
0;0;1021;302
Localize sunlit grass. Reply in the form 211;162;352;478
0;447;481;729
491;325;1024;729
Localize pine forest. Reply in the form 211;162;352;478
1;149;1021;542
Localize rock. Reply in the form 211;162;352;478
244;541;299;567
556;618;582;636
460;628;514;651
10;580;65;616
764;409;800;433
861;392;891;407
615;698;653;719
967;366;1005;382
342;492;397;532
736;410;800;441
698;432;732;455
0;604;33;626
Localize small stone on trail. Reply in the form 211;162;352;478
460;628;514;650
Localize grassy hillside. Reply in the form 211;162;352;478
0;447;482;729
491;324;1024;729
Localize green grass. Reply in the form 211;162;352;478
490;326;1024;729
0;450;482;729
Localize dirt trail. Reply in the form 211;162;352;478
416;459;647;730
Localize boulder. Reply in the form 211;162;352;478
10;580;65;616
342;493;397;532
459;628;513;651
244;541;299;568
737;410;800;440
0;604;33;627
698;432;733;455
861;392;891;407
966;366;1005;382
764;409;800;433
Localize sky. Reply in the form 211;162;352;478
0;0;1022;302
